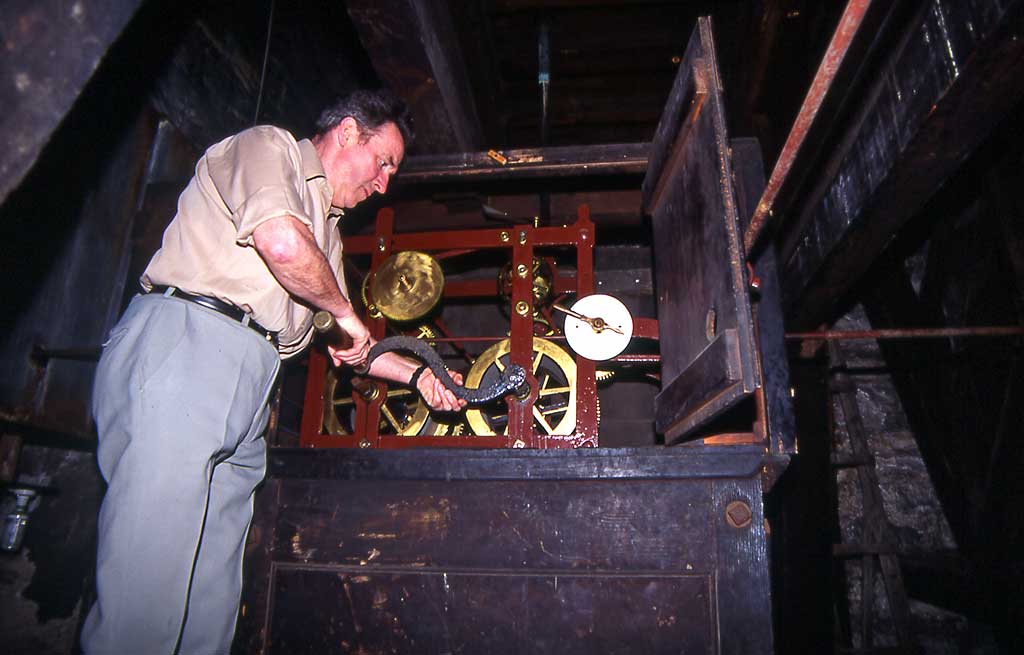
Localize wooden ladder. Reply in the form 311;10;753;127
828;342;917;655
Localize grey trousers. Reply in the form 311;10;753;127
82;293;280;655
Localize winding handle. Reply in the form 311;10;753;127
366;337;528;405
313;311;528;404
312;311;353;350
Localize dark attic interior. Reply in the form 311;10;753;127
2;0;1024;653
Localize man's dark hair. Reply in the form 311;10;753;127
315;89;414;146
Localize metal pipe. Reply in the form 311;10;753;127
785;326;1024;341
423;335;567;343
538;19;550;146
743;0;874;256
538;18;551;224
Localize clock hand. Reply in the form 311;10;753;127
552;303;624;335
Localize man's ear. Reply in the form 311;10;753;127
338;117;359;148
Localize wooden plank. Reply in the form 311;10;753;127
713;477;774;655
396;143;649;184
270;478;717;571
267;445;768;482
654;330;744;442
731;138;796;453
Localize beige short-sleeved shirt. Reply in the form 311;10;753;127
142;126;346;359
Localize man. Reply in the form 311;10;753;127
82;89;463;654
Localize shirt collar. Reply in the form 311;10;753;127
297;138;338;216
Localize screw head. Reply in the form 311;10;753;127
725;500;753;528
499;231;511;243
514;300;530;316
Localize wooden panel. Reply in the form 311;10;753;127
267;569;712;655
237;448;775;654
643;18;760;442
271;479;717;571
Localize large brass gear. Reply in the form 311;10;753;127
368;251;445;322
464;337;578;436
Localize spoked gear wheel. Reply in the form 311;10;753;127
464;337;577;436
323;371;437;436
322;359;455;437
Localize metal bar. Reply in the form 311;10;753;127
743;0;875;255
425;335;564;344
787;326;1024;341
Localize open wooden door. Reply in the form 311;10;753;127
642;18;761;443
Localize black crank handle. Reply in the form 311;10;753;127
363;336;528;405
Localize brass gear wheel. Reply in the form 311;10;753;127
464;337;577;436
323;372;439;436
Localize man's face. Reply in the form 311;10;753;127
333;120;405;209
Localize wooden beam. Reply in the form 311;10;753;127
0;0;145;205
781;0;1024;329
395;142;649;184
347;0;482;154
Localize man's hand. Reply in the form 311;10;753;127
416;367;468;412
327;314;371;367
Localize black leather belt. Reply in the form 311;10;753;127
149;285;278;345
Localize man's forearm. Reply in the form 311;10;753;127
252;215;355;318
367;352;419;385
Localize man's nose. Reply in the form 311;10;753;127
373;170;390;194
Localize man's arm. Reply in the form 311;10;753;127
251;214;370;365
252;215;465;411
365;352;467;412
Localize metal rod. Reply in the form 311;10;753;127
743;0;874;256
538;18;550;146
786;326;1024;341
253;0;275;125
423;335;567;343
